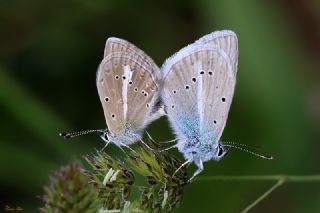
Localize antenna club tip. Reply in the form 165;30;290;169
59;132;70;139
265;155;274;160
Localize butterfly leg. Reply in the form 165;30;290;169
189;159;203;182
172;159;191;178
115;144;127;154
139;138;154;151
146;131;177;145
159;139;178;144
100;141;110;151
145;131;159;144
160;144;178;152
120;143;137;154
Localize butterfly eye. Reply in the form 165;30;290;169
103;133;108;141
217;146;224;157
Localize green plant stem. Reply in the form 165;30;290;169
196;175;320;182
196;175;320;212
240;178;285;213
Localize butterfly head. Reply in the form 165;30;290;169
179;140;229;164
100;131;109;142
102;128;143;146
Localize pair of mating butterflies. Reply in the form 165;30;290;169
61;30;272;180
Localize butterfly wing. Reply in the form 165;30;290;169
194;30;238;73
97;38;162;135
162;34;237;141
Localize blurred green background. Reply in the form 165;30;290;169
1;0;320;212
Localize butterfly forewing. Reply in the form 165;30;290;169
162;44;236;141
97;38;162;135
104;38;162;84
125;57;161;130
195;30;238;73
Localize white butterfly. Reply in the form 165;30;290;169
161;30;271;180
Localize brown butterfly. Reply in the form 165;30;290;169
60;37;165;150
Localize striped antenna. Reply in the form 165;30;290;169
59;129;105;139
223;141;264;150
222;144;273;160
